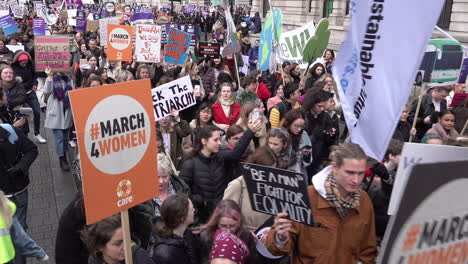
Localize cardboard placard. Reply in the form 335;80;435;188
69;79;158;224
164;28;191;65
135;24;161;63
87;20;99;32
107;24;133;61
0;15;19;35
34;35;71;72
151;76;195;121
198;42;221;58
157;14;171;24
449;93;468;108
379;160;468;263
241;163;314;226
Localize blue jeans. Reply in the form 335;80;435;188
25;92;41;135
52;129;69;157
9;189;28;230
11;217;47;259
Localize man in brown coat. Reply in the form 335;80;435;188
266;143;377;263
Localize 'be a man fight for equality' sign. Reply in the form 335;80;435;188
241;163;314;226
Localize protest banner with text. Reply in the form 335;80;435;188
241;163;314;226
333;0;445;160
33;18;46;35
99;17;120;46
164;28;191;65
135;24;161;63
34;35;71;72
0;15;19;35
151;76;195;121
107;24;133;61
69;79;158;224
198;42;221;58
379;160;468;263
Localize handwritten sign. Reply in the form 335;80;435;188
34;35;71;72
241;163;314;226
198;42;221;58
151;76;195;121
0;2;9;17
99;17;120;46
135;25;161;63
0;15;19;35
164;28;191;65
33;18;46;35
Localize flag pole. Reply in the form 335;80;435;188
460;119;468;136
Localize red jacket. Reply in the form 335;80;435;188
212;102;241;125
256;82;271;100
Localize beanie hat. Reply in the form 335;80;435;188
209;230;250;264
18;54;29;61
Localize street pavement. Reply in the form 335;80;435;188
25;114;78;264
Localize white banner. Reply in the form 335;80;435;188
136;25;161;63
332;0;445;160
151;76;195;121
388;143;468;215
278;21;315;64
99;17;120;47
0;2;9;17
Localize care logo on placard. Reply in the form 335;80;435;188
116;179;133;207
84;95;151;175
109;27;131;51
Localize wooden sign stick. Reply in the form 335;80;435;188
121;210;134;264
460;119;468;136
409;86;426;143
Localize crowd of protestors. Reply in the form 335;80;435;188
0;1;467;264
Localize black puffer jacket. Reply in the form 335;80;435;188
179;129;254;224
0;124;38;195
150;230;200;264
408;93;447;140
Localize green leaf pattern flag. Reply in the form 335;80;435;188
259;8;282;72
302;18;331;63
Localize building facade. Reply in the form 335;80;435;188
245;0;468;49
152;0;467;48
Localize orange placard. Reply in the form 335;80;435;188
107;24;133;62
69;79;158;224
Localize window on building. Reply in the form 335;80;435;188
345;0;350;15
323;0;334;18
204;0;210;6
437;0;453;30
249;0;253;5
309;0;313;13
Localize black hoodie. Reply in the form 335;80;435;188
11;51;38;91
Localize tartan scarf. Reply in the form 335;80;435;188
324;173;360;219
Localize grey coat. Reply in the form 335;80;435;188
44;77;74;130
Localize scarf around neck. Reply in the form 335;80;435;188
53;73;73;113
0;80;15;90
219;96;234;106
324;173;360;219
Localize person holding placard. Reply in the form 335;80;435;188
265;143;377;264
179;123;261;225
223;146;276;232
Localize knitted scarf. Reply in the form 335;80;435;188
324;173;360;219
53;73;73;113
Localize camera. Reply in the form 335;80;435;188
13;107;33;119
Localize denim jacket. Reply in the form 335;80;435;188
10;216;47;259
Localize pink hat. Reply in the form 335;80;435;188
209;230;250;264
18;54;29;61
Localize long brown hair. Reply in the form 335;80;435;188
81;214;121;258
155;193;190;238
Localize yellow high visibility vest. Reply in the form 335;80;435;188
0;200;16;263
